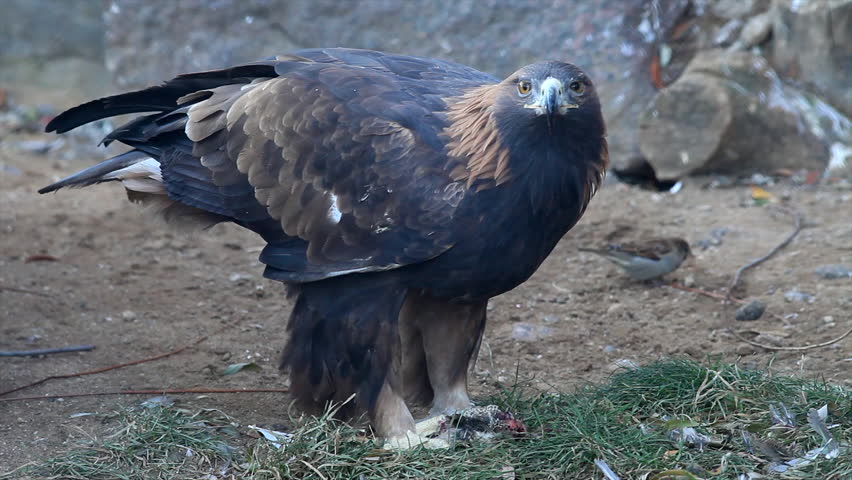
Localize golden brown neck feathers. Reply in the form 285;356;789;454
443;84;512;190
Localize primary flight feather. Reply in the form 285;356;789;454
41;48;608;446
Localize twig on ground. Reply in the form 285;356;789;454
0;388;290;403
667;283;791;322
0;284;51;297
0;321;237;397
0;345;95;357
719;206;849;351
726;206;802;302
730;327;852;352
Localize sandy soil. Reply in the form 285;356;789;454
1;120;850;471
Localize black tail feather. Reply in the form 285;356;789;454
45;63;279;134
37;150;151;194
281;274;406;418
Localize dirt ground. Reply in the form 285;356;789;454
1;99;850;471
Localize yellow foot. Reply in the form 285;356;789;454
382;416;450;450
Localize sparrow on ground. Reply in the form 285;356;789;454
579;237;691;281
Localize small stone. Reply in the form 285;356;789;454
737;10;773;49
607;358;639;372
735;344;756;355
682;275;697;288
822;316;834;324
711;0;755;19
121;310;137;321
735;300;766;321
228;272;253;284
814;264;851;279
602;345;618;353
753;334;784;347
784;288;815;303
511;323;553;342
542;315;560;324
606;303;623;315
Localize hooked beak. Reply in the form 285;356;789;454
524;77;579;133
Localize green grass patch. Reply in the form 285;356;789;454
6;360;850;479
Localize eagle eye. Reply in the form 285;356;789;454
517;80;532;97
569;80;585;94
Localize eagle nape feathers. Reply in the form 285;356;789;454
40;48;607;445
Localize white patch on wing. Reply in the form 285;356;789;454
103;158;166;194
328;193;342;224
321;263;402;279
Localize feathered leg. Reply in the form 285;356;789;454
281;275;409;435
399;291;487;416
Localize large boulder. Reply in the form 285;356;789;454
638;49;848;179
770;0;852;117
105;0;690;174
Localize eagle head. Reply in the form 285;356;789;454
501;62;600;134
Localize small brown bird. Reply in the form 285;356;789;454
579;238;690;280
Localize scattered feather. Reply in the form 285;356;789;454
69;412;95;418
768;402;796;427
222;361;261;375
594;459;622;480
248;425;294;450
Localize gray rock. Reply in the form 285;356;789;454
105;0;689;175
711;0;757;19
771;0;852;117
640;50;838;179
814;264;852;279
735;299;766;321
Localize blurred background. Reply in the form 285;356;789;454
1;0;849;183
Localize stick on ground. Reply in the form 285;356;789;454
0;321;237;397
721;206;849;351
726;206;802;301
0;345;95;357
0;388;290;403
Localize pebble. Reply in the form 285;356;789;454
783;288;815;303
607;358;639;372
511;323;553;342
121;310;137;321
814;264;851;279
542;315;560;324
735;300;766;321
229;272;254;284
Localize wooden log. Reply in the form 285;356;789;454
638;50;830;180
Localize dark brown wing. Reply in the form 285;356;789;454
184;68;452;273
185;50;504;282
43;48;498;282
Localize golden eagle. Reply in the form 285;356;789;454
41;48;607;447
